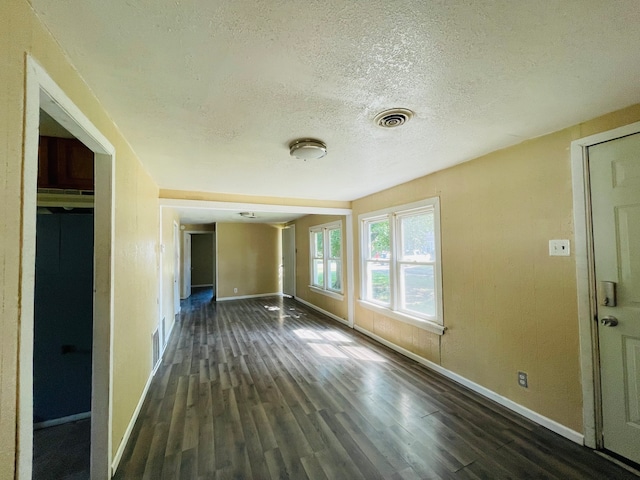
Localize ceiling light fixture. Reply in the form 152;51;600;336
374;108;414;128
239;212;256;218
289;139;327;160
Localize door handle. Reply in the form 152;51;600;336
600;316;619;327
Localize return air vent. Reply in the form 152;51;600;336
374;108;414;128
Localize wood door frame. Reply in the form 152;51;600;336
571;120;640;450
20;57;115;478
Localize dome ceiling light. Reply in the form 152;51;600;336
374;108;414;128
289;139;327;160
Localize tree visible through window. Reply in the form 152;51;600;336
310;221;343;295
360;198;442;325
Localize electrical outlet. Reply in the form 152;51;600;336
518;371;528;388
549;239;570;256
234;287;238;294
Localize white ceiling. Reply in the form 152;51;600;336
30;0;640;203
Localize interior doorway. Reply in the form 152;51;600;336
20;57;115;480
572;121;640;468
181;228;216;300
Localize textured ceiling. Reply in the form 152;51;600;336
29;0;640;202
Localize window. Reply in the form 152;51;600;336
310;221;343;298
360;198;443;333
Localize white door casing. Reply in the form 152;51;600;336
22;57;115;479
589;133;640;464
282;225;296;297
182;232;191;298
174;222;180;313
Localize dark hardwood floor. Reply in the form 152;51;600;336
33;418;90;479
114;290;637;479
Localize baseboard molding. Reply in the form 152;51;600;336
111;367;155;474
33;411;91;430
191;283;213;288
217;292;282;301
353;325;584;446
294;297;351;327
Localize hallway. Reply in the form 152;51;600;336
113;291;636;479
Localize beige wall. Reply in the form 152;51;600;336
0;1;160;476
291;215;349;322
352;103;640;433
217;223;280;298
191;233;215;286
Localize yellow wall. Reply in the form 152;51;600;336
291;215;349;322
0;1;160;476
352;103;640;433
217;223;280;298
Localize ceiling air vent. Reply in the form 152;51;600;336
374;108;414;128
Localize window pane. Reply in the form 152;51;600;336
328;259;341;291
314;231;324;257
329;228;341;258
400;264;435;316
366;261;390;304
312;259;324;287
400;212;435;261
367;219;390;259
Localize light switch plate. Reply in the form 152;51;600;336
549;239;570;256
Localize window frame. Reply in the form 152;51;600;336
359;198;444;335
309;220;344;300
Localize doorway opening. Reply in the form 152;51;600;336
19;57;115;479
32;114;95;478
181;227;216;302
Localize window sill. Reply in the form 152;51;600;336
357;300;445;335
309;286;344;301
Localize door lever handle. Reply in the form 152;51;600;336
600;316;619;327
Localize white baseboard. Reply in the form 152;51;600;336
294;297;351;327
191;283;213;288
111;368;155;474
33;411;91;430
217;292;282;301
353;325;584;445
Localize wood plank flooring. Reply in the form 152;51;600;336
113;289;638;479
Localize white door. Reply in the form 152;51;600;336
182;232;191;299
282;226;296;297
173;222;180;313
589;132;640;464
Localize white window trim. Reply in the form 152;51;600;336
359;198;444;334
309;220;344;299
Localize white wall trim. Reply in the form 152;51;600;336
110;369;155;475
21;56;115;480
354;325;584;445
346;214;355;328
33;412;92;430
217;292;282;301
159;198;351;216
161;316;177;360
570;120;640;450
295;297;350;328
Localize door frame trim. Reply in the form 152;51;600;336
571;120;640;449
282;224;296;298
21;56;115;479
